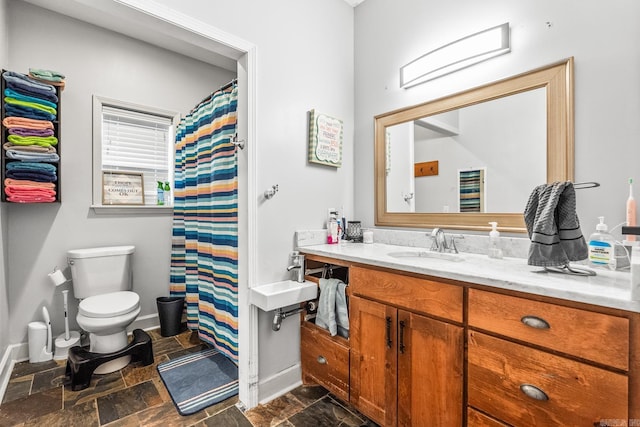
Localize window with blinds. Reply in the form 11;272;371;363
95;99;178;206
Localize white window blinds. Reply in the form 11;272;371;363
101;105;174;205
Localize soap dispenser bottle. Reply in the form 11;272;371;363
157;181;165;206
588;216;616;269
488;221;503;259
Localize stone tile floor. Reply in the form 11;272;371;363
0;327;375;426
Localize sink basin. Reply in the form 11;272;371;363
387;250;464;262
250;280;318;311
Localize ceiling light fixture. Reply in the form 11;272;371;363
400;23;511;89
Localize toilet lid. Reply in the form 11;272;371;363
79;291;139;318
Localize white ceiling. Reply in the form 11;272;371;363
343;0;367;6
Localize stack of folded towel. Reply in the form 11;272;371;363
2;69;63;203
4;178;56;203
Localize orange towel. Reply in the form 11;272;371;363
4;178;56;189
2;116;54;130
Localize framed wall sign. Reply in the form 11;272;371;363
308;109;343;168
102;171;144;205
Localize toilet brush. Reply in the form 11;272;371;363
54;290;81;360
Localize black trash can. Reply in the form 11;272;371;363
156;296;184;337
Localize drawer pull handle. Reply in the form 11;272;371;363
521;315;550;330
520;384;549;401
317;355;327;365
386;316;392;348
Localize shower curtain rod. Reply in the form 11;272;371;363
190;78;238;114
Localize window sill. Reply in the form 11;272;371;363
91;205;173;215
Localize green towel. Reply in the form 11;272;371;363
7;134;58;147
4;97;57;115
28;68;65;83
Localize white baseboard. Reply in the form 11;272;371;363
0;343;25;404
128;313;160;333
258;363;302;405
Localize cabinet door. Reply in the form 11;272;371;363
397;310;463;427
350;296;397;426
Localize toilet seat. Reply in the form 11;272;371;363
79;291;139;318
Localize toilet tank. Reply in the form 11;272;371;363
67;246;135;299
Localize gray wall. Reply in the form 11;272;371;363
6;0;355;401
150;0;355;396
0;0;9;361
354;0;640;239
6;1;235;344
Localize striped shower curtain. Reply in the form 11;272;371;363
170;85;239;362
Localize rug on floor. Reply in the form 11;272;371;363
157;347;239;415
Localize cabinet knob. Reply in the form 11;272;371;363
521;315;550;330
317;355;327;365
519;384;549;401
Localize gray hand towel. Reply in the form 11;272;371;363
524;181;588;266
336;281;349;339
316;278;338;336
316;278;349;337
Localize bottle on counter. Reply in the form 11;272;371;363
488;221;503;259
588;217;616;270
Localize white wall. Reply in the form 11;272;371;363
6;1;235;344
355;0;640;239
150;0;355;398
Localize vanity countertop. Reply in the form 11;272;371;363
298;242;640;313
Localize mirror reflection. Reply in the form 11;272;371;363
386;88;546;214
374;58;574;232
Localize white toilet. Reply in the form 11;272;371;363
67;245;140;374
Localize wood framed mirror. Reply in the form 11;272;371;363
375;57;574;233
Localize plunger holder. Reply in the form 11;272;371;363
54;289;81;360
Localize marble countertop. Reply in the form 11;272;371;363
298;241;640;313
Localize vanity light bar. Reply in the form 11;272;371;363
400;23;511;88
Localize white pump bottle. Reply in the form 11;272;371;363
488;222;503;259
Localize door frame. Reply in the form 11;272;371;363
22;0;260;409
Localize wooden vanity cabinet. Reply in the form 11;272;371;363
467;288;635;426
299;252;640;426
349;266;464;427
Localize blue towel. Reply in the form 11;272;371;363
3;71;56;95
5;82;58;104
4;104;56;121
6;150;59;162
6;162;57;173
4;88;57;109
6;170;57;182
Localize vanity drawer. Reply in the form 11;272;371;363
468;289;629;370
468;331;628;426
467;407;509;427
301;323;349;401
350;266;462;322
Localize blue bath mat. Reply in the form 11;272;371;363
157;347;239;415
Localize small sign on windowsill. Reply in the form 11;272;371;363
102;171;144;205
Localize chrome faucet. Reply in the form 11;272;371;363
287;251;305;283
429;228;464;254
431;228;447;252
